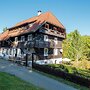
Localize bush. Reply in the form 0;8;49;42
33;63;90;88
47;64;90;80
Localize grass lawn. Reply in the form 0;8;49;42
0;72;43;90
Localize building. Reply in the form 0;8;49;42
0;11;66;64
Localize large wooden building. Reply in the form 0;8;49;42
0;11;66;64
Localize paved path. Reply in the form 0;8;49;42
0;59;77;90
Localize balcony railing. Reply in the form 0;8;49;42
17;41;25;48
15;40;62;48
35;40;50;48
39;28;66;39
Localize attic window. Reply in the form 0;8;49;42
57;28;60;31
53;27;57;30
25;25;29;30
29;23;34;27
45;24;49;29
61;29;64;33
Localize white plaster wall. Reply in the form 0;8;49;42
35;58;62;65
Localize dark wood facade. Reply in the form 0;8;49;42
0;12;66;64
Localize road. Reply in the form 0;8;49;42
0;59;77;90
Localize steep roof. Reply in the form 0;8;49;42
14;12;65;29
0;30;9;41
0;11;65;41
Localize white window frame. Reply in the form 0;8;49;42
54;48;58;55
54;37;58;45
28;34;32;41
44;48;48;56
15;37;18;42
21;36;25;42
44;35;48;41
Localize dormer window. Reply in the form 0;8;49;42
45;24;49;29
53;27;57;30
57;28;60;31
29;23;34;27
21;36;25;42
24;25;29;30
61;29;64;33
24;26;27;30
15;37;18;42
28;34;32;41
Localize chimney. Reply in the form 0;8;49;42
37;10;42;16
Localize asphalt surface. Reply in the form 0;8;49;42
0;59;77;90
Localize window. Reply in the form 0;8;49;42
44;48;48;56
21;36;25;42
53;27;57;30
29;23;34;27
28;34;32;41
54;48;58;55
45;24;49;28
15;37;18;42
44;35;48;41
23;25;29;30
24;26;27;30
54;37;58;45
54;30;57;34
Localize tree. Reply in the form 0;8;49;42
63;30;85;61
82;35;90;60
3;27;7;32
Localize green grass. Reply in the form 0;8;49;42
0;72;43;90
33;69;90;90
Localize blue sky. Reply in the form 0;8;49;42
0;0;90;35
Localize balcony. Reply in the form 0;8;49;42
17;41;25;48
15;40;62;49
39;28;66;39
36;41;60;48
25;41;34;48
34;41;50;48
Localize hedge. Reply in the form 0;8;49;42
33;63;90;88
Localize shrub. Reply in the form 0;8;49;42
33;63;90;88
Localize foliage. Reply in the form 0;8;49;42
48;64;90;79
3;27;7;32
62;30;90;61
72;60;90;69
33;63;90;88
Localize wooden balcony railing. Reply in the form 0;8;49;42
16;40;62;48
17;41;25;48
39;28;66;39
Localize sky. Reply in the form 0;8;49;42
0;0;90;35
